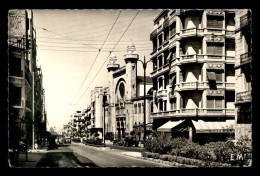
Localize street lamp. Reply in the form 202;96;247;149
102;91;110;147
136;56;152;142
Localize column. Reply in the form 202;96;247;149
176;41;180;58
176;16;181;34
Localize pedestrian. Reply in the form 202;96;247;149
35;143;38;151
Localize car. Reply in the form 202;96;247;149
65;137;71;144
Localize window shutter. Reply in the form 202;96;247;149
215;71;223;82
207;97;214;108
215;43;223;55
215;16;223;28
207;43;215;54
207;18;215;28
215;98;223;108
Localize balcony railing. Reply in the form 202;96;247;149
206;28;225;34
180;28;197;37
151;108;235;118
226;30;235;37
240;52;252;66
236;91;251;104
179;54;197;63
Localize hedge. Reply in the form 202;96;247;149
144;136;252;167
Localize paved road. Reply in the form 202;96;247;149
69;143;172;168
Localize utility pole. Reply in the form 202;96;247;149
136;56;152;142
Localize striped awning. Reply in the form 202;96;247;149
192;120;235;133
157;120;185;132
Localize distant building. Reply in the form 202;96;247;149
234;9;252;139
90;87;109;139
150;9;237;143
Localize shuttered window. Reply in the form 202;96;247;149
207;97;223;109
215;71;223;82
207;15;223;28
207;43;223;55
207;97;214;108
215;98;223;108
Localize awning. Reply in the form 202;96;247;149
192;120;235;133
157;120;185;132
207;71;216;81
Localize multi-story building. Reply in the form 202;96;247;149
8;9;47;165
234;9;252;140
90;87;109;139
106;44;153;141
8;9;47;149
150;9;236;143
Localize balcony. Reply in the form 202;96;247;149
176;81;207;91
150;63;170;78
226;30;235;38
225;56;235;63
236;91;251;104
180;28;204;38
204;28;225;35
179;54;198;64
151;108;234;118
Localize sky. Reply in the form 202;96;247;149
32;9;162;131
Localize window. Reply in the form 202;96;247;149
170;98;176;110
164;100;167;111
134;104;137;114
207;43;223;55
207;70;223;82
170;22;176;36
138;103;141;114
207;97;223;109
207;15;223;28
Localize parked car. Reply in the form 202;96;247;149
64;137;71;144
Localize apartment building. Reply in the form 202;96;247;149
150;9;236;143
8;9;47;152
234;10;252;140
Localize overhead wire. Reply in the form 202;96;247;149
75;10;140;105
34;24;100;50
65;9;122;117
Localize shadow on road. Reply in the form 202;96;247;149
36;152;99;168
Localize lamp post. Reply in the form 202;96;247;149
136;56;152;142
102;91;110;147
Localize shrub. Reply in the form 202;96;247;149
72;137;81;143
84;138;103;146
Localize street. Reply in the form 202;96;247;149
68;142;172;168
17;142;173;168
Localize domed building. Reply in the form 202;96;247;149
106;43;153;142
